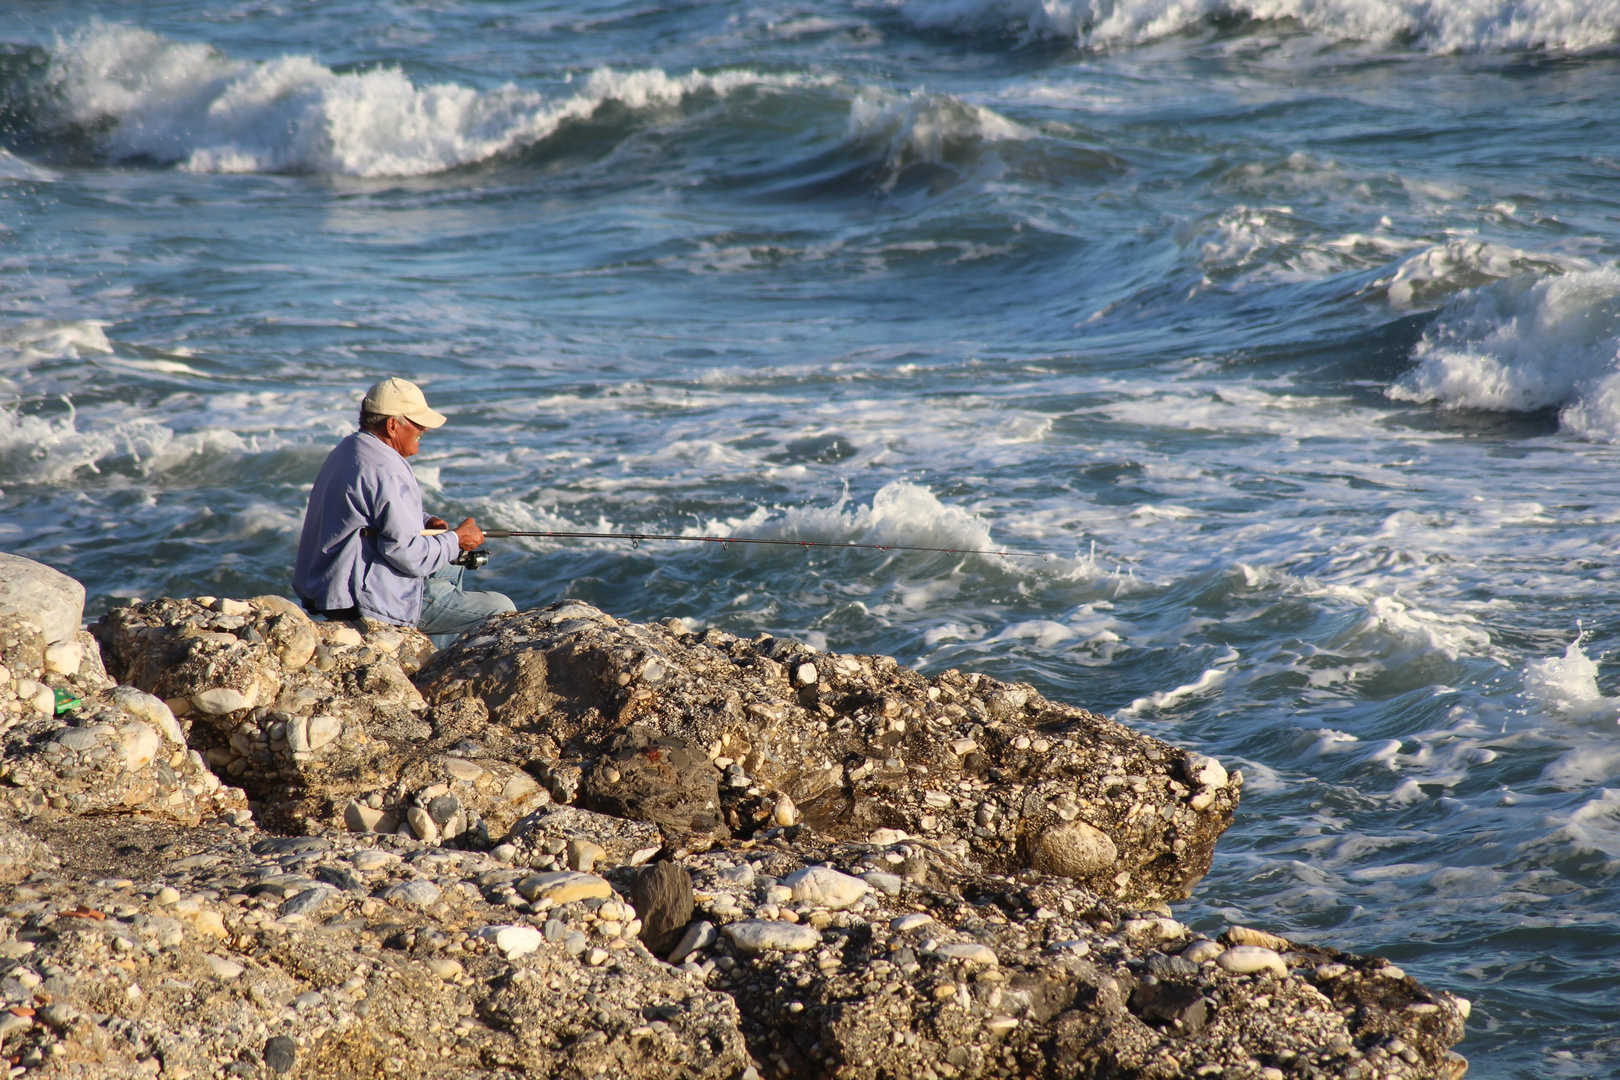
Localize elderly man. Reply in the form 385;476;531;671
294;377;515;646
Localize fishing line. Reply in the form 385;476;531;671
426;527;1049;561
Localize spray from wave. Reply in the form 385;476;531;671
1386;266;1620;443
40;23;824;177
897;0;1620;53
1523;635;1620;722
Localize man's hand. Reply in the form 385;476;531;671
425;516;448;530
452;518;484;551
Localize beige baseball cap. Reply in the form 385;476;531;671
362;377;446;429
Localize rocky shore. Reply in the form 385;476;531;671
0;555;1469;1079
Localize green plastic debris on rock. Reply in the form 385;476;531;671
53;688;81;715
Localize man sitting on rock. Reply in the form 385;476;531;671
294;377;515;647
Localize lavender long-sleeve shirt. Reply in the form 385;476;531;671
293;431;458;625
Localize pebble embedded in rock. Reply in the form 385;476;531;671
120;722;163;771
263;1034;297;1074
54;727;100;752
380;880;441;906
936;942;998;966
1227;925;1290;951
279;886;333;919
112;687;184;745
723;920;820;954
891;913;933;932
482;925;543;959
566;838;606;873
517;870;612;905
668;920;716;964
784;865;867;910
1184;752;1228;790
772;793;798;827
1217;945;1287;977
191;686;256;715
1031;819;1119;881
205;955;245;980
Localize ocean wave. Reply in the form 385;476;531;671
0;319;112;368
896;0;1620;53
41;22;824;177
845;89;1032;195
0;400;246;486
1386;266;1620;442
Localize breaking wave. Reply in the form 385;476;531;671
1387;266;1620;442
897;0;1620;53
39;22;824;177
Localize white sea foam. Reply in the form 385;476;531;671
1119;662;1234;716
46;23;824;177
0;401;246;486
897;0;1620;53
727;480;1007;555
1387;266;1620;442
1523;638;1620;721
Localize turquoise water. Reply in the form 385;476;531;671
8;3;1620;1073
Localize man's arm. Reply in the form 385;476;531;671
370;469;457;577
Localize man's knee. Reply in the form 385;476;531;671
489;591;517;615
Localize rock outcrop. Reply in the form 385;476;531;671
0;569;1470;1080
416;604;1240;909
92;597;547;841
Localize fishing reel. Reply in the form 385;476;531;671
452;548;490;570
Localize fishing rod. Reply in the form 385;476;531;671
423;527;1050;563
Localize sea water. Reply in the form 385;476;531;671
5;2;1620;1073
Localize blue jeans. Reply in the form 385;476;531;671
418;564;516;650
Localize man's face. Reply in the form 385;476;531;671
385;415;426;458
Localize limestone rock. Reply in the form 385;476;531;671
784;864;868;910
723;920;820;953
0;552;84;644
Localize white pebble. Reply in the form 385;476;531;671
1216;945;1286;977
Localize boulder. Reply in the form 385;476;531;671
0;552;85;644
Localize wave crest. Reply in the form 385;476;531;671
898;0;1620;54
44;23;821;177
847;89;1031;194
